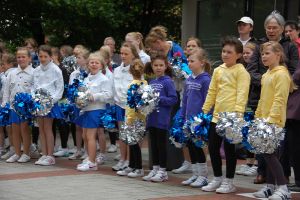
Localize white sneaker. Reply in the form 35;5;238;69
68;147;77;154
235;164;250;175
117;167;133;176
68;150;83;160
253;186;274;198
190;176;208;188
96;153;106;165
243;166;258;176
35;155;47;165
17;154;31;163
181;175;198;185
128;169;144;178
202;177;223;192
114;154;121;161
77;160;98;171
30;144;40;159
107;144;117;153
77;157;89;168
172;161;192;174
53;148;69;157
269;188;291;200
216;178;237;194
143;169;158;181
39;156;55;166
112;160;127;171
6;154;20;163
1;149;15;160
150;170;168;182
80;151;88;160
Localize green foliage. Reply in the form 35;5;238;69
0;0;182;51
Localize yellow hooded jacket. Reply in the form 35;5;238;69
255;65;291;127
202;63;250;122
125;80;148;124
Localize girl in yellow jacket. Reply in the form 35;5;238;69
253;42;293;200
116;59;147;178
201;36;250;194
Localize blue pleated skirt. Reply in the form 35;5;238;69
46;103;64;119
9;110;28;124
75;109;105;128
115;105;125;122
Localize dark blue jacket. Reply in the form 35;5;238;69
181;72;211;120
147;75;178;130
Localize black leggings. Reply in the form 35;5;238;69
108;131;118;145
208;122;237;178
264;153;286;185
129;143;142;169
52;120;76;148
32;126;39;145
149;127;167;168
187;140;206;164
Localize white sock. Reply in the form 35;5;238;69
153;165;159;171
215;176;223;181
159;167;166;172
278;185;288;192
198;163;208;177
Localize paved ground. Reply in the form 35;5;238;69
0;136;299;200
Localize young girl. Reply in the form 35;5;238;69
75;52;113;171
117;59;147;177
253;41;292;199
201;36;250;193
180;48;211;187
242;42;256;64
0;53;17;160
143;53;178;182
2;47;33;163
33;45;64;166
125;32;150;65
112;42;139;171
68;47;90;160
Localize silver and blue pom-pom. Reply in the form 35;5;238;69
31;88;54;117
119;120;146;145
247;118;285;154
216;112;246;144
184;113;212;148
136;84;160;116
101;105;116;130
169;109;188;148
0;103;10;126
13;93;35;120
169;52;191;79
62;55;78;75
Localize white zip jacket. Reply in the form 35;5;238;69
2;65;34;106
32;61;64;103
82;71;113;111
113;63;133;109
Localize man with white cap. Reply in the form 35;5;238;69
236;16;256;46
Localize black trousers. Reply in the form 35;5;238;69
129;143;142;169
149;127;167;168
52;119;76;148
187;140;206;164
284;119;300;186
264;152;287;185
208;122;237;178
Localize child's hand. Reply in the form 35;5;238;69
88;94;94;102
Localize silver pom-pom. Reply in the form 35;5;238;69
136;85;160;116
216;112;245;144
119;120;146;145
32;88;54;116
247;119;285;154
62;55;78;75
75;86;92;109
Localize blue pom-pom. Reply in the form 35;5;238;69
0;103;11;126
13;93;35;119
169;109;189;148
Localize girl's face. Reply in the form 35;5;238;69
88;58;102;75
243;47;254;64
186;40;199;55
120;47;135;66
125;35;140;51
284;25;299;42
17;50;31;69
76;54;87;67
152;59;167;77
261;46;280;69
188;54;204;74
26;43;35;53
221;44;241;67
38;50;51;65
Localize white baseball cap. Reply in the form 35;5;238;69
236;16;254;26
